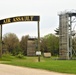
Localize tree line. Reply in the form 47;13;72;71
2;33;28;56
2;33;59;56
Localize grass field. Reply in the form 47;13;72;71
0;54;76;74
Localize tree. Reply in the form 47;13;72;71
54;28;59;35
20;35;28;55
40;38;48;52
2;33;20;55
72;37;76;56
41;34;59;56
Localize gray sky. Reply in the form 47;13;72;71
0;0;76;39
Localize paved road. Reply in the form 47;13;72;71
0;64;74;75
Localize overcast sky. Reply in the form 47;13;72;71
0;0;76;39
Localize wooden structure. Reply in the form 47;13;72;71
27;38;37;56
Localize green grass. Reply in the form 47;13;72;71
0;55;76;74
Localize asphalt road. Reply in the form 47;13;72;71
0;64;74;75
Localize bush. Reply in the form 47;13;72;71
12;46;22;56
16;53;24;59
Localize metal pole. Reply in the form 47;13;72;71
69;16;72;59
37;21;40;62
0;25;2;57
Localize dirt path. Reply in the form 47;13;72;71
0;64;74;75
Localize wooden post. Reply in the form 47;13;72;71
37;21;40;62
0;25;2;57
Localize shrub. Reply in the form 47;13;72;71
16;52;24;59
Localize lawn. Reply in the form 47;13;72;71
0;55;76;74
